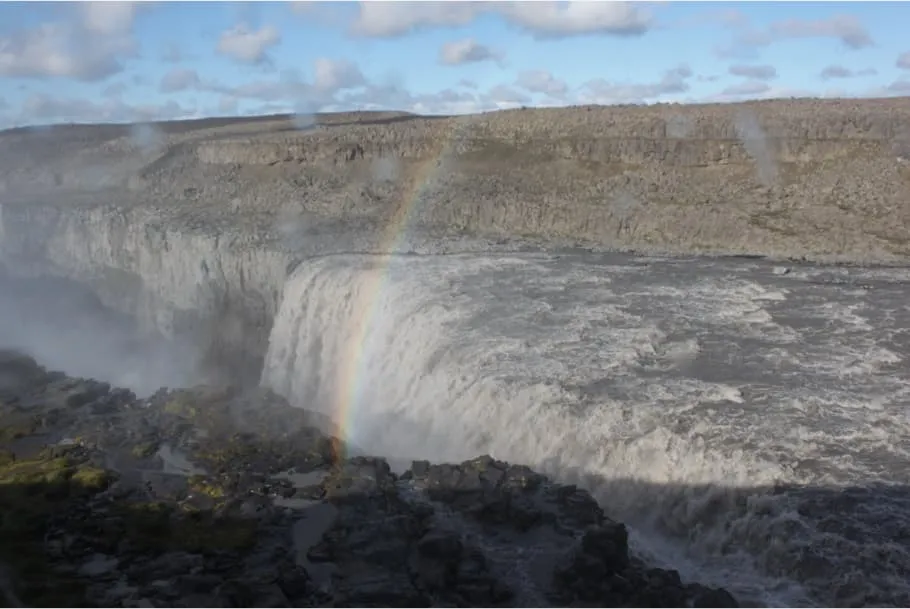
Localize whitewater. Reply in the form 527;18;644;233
261;251;910;607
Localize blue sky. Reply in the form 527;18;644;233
0;1;909;127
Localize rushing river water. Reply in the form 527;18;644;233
4;252;910;607
262;252;910;607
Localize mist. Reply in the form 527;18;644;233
0;272;201;397
893;125;910;162
128;122;166;156
292;107;317;131
734;109;779;186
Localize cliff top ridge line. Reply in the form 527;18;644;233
1;97;909;263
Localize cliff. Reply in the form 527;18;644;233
1;97;908;385
2;98;909;264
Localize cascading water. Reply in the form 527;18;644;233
261;252;910;607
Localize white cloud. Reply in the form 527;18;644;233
102;81;128;98
485;84;530;107
765;15;872;49
407;88;487;115
457;78;478;89
672;8;748;29
578;64;692;104
819;65;876;80
498;1;652;38
728;64;777;80
439;38;502;66
221;78;310;103
718;14;873;58
218;96;239;115
515;70;569;98
0;17;136;82
227;78;492;117
216;23;281;64
79;2;138;36
898;52;910;70
184;59;364;107
885;79;910;93
159;68;201;93
351;1;652;38
722;80;772;96
351;2;478;37
313;58;365;92
18;93;193;125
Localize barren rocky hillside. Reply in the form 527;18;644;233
2;98;910;261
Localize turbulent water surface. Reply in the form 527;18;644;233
261;252;910;607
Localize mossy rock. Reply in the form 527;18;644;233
1;455;73;486
0;448;14;468
0;453;116;607
0;455;116;537
163;391;200;418
113;501;257;554
161;387;233;425
130;440;160;459
70;465;114;492
0;416;39;441
187;474;227;499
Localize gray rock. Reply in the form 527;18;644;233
79;553;120;578
0;365;739;608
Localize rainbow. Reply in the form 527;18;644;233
329;120;463;458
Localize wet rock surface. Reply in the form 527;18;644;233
0;349;737;607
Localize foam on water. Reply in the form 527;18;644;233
261;252;910;607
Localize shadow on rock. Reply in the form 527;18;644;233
5;349;903;607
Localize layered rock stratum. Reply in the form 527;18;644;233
3;99;910;263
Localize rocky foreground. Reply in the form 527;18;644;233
0;349;737;607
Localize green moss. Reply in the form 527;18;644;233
161;388;232;424
187;474;227;499
0;417;38;441
0;456;73;486
114;501;257;554
0;454;116;607
193;434;261;472
131;440;159;459
163;392;198;418
70;466;114;492
0;449;14;468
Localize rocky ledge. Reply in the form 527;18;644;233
0;349;737;607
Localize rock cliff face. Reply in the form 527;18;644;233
2;97;908;385
3;100;909;265
0;204;290;382
0;99;906;352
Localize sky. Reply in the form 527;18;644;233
0;1;909;128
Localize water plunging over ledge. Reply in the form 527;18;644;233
4;249;910;606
